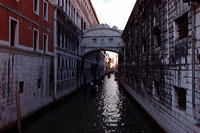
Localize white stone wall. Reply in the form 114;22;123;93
81;24;124;55
121;1;200;133
120;79;200;133
0;46;54;128
195;4;200;122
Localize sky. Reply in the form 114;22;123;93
90;0;136;58
91;0;136;30
106;51;117;58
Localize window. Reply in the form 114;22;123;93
142;8;146;17
62;0;64;8
58;0;63;6
68;1;71;15
142;38;147;53
62;33;65;49
73;7;76;21
154;81;161;97
81;18;83;30
76;12;79;24
69;59;71;68
57;29;60;47
84;22;86;30
109;38;113;43
65;34;68;50
33;29;39;51
62;58;65;67
19;81;24;93
33;0;39;15
69;39;71;51
38;78;41;88
43;34;48;53
154;29;161;47
58;56;60;67
92;39;97;43
10;19;18;46
174;87;186;110
67;59;69;68
65;59;68;68
43;1;48;21
175;13;188;40
71;5;73;19
101;39;104;46
141;78;145;89
60;33;62;48
65;0;68;12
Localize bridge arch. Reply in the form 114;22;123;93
81;24;124;56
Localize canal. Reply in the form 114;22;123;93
20;74;164;133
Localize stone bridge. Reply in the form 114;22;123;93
81;24;124;55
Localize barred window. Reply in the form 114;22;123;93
175;13;188;40
92;39;97;43
38;78;41;88
174;87;186;110
109;38;113;43
19;81;24;93
154;29;161;47
154;81;161;97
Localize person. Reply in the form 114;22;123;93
90;81;94;86
90;81;97;94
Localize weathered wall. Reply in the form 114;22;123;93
81;24;123;56
83;51;105;84
56;53;80;99
54;0;100;99
121;0;200;132
0;46;54;129
0;0;55;129
194;4;200;123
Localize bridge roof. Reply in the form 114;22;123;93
82;24;122;37
81;24;124;55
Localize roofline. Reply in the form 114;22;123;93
88;0;100;24
83;28;122;35
123;0;142;35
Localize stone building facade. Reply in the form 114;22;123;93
0;0;109;130
120;0;200;132
52;0;99;99
0;0;54;129
81;24;124;56
83;51;106;84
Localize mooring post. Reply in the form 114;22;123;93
16;81;22;133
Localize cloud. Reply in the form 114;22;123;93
91;0;136;30
103;0;111;3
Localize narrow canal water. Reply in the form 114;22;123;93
21;74;164;133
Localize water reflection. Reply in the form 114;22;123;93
20;74;164;133
100;75;122;129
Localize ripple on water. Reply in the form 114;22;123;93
22;74;164;133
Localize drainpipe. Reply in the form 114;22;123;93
191;3;196;108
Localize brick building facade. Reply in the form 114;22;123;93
0;0;55;129
0;0;116;130
120;0;200;132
